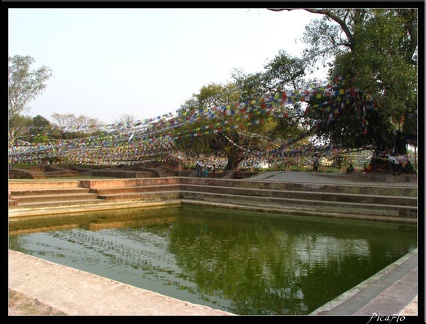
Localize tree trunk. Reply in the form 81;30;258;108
367;154;416;174
367;126;416;174
225;154;244;170
224;146;245;170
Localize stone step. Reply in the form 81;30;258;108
9;199;18;208
181;178;418;197
10;187;92;196
98;191;181;202
91;184;181;195
94;189;416;218
11;192;99;204
9;181;82;190
180;191;417;218
78;177;417;197
91;183;416;207
78;178;179;189
90;170;155;178
12;199;105;209
179;184;417;207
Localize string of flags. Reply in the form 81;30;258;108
8;74;416;165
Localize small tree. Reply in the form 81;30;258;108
8;114;33;145
115;113;137;127
8;55;53;121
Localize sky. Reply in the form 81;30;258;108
8;8;325;125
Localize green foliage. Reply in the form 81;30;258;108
32;133;49;144
32;115;50;128
172;56;311;170
8;114;33;144
261;50;314;141
8;55;53;121
27;115;51;140
300;9;417;155
8;55;53;146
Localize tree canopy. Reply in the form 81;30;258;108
298;8;417;151
172;66;308;170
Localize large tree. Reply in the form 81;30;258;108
173;70;307;170
270;8;418;174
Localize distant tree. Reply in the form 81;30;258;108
32;115;50;127
48;113;103;146
8;114;33;145
115;113;137;127
51;113;101;130
27;115;51;141
9;114;53;144
8;55;53;121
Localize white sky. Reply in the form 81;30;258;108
8;8;323;125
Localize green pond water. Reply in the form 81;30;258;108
9;206;417;315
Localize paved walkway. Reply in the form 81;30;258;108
249;170;417;187
8;172;419;316
8;250;234;316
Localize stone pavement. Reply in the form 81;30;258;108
8;250;234;316
249;170;417;187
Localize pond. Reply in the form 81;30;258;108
9;206;417;315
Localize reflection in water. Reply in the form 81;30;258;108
9;206;417;315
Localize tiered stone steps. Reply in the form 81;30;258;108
9;182;102;208
178;178;417;220
9;177;417;223
93;184;181;202
85;178;182;203
10;190;101;208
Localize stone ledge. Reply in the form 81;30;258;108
316;172;417;183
